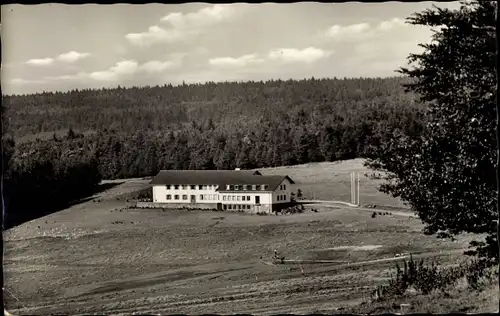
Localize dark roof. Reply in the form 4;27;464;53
150;170;261;185
150;170;294;192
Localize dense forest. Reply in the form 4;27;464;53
2;77;425;227
4;77;424;177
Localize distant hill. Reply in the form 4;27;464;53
3;76;420;139
4;76;425;180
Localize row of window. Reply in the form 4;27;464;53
166;185;217;190
166;194;189;201
277;194;287;201
164;184;282;192
166;194;219;201
200;194;218;201
222;195;252;202
226;184;268;191
224;204;253;210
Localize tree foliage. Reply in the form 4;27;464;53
366;1;498;262
3;129;102;229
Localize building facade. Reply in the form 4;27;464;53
150;170;295;213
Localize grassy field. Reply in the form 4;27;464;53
3;160;497;314
258;159;407;208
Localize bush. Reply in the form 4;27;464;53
373;255;497;301
371;212;377;218
281;205;305;215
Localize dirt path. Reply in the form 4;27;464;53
303;200;417;218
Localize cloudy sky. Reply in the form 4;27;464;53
2;2;461;95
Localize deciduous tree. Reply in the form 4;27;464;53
366;1;498;262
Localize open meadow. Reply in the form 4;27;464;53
258;158;407;208
3;161;497;314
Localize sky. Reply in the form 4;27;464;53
1;2;461;95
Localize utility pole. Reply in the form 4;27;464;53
357;172;360;206
351;172;356;204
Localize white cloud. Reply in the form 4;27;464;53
139;60;177;73
326;23;371;37
378;18;408;31
209;54;264;68
57;51;91;63
87;59;178;81
25;58;54;66
125;26;186;47
126;5;238;47
161;4;236;30
89;60;139;81
323;18;409;43
268;47;332;64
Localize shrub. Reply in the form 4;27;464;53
373;255;497;301
282;205;304;215
371;212;377;218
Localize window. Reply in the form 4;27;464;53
166;194;172;200
224;205;227;210
255;185;261;190
237;205;241;210
247;196;251;201
181;185;186;190
263;185;268;190
238;185;243;191
174;195;179;200
200;195;204;200
228;204;232;210
174;185;179;190
283;185;286;190
182;195;188;200
234;185;239;191
198;185;203;190
247;205;251;209
232;196;236;201
229;185;234;190
236;196;240;201
223;196;226;201
277;195;280;201
190;185;196;190
166;185;171;189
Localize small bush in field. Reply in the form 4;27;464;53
371;212;377;218
373;255;496;301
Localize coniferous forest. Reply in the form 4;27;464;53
2;76;424;227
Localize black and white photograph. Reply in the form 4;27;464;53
1;1;498;314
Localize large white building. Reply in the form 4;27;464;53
150;170;295;213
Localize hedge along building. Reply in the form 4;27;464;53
149;170;295;213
